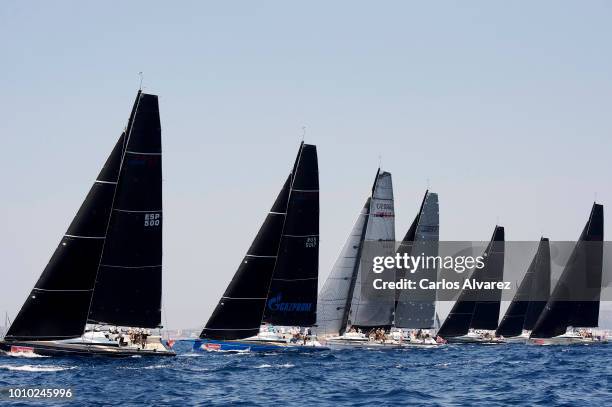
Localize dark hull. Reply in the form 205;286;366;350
0;340;175;358
444;337;505;344
442;332;505;344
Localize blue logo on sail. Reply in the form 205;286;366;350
267;294;312;313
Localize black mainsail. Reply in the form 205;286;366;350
495;238;550;337
5;92;143;341
469;226;505;330
88;93;163;328
394;191;439;329
263;144;319;326
530;203;604;339
201;143;319;340
523;239;552;331
437;226;504;338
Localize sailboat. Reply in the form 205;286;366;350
436;226;505;344
495;237;550;342
0;313;10;340
316;170;401;349
0;91;174;357
392;190;440;346
193;142;323;352
529;203;606;345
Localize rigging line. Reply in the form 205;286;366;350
138;72;143;91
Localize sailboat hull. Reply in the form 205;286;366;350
443;331;505;344
193;339;328;353
528;333;608;346
322;339;406;350
0;340;175;358
501;335;530;344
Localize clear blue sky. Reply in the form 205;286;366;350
1;1;611;329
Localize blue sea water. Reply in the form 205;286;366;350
0;341;610;406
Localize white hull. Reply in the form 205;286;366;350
499;331;530;343
245;328;326;348
324;339;404;350
243;336;324;348
321;333;442;349
528;334;608;346
502;336;529;344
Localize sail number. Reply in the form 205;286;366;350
305;236;318;248
144;213;161;227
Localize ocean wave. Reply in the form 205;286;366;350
0;343;610;405
200;348;251;355
0;364;76;372
186;366;211;372
255;363;295;369
120;364;168;370
178;352;205;358
219;350;250;355
3;351;49;358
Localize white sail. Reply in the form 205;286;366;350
316;201;369;336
